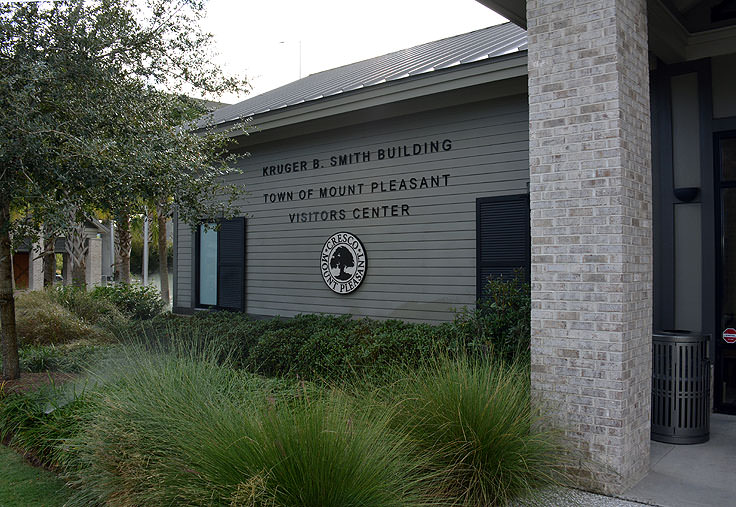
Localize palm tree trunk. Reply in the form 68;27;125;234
0;199;19;380
68;223;88;287
157;203;169;305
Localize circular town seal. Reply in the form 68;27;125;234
320;232;367;294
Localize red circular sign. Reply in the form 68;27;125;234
723;328;736;344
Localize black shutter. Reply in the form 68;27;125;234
476;194;530;299
217;217;245;311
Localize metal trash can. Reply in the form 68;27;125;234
652;331;710;444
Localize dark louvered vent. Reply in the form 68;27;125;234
476;194;529;298
217;217;246;311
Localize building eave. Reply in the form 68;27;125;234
204;51;528;138
475;0;526;29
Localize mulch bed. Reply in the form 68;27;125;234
2;372;76;395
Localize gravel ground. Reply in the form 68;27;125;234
514;488;655;506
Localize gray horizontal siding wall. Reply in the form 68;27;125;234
175;93;529;322
175;221;193;309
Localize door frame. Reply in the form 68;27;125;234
713;129;736;414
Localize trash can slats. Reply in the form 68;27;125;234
651;331;710;444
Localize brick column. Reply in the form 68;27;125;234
28;239;44;291
86;238;102;290
527;0;652;494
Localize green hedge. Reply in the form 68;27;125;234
121;312;465;382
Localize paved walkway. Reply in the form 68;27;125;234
621;414;736;507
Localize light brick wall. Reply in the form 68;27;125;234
28;239;44;291
86;238;102;290
527;0;652;493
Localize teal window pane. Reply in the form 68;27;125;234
199;224;218;306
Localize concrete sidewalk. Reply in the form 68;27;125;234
622;414;736;507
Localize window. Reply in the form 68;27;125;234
196;217;245;311
476;194;530;299
198;224;218;305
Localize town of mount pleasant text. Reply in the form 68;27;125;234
260;139;453;177
279;173;451;223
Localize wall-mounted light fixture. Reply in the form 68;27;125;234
674;187;700;203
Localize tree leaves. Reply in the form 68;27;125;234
0;0;249;237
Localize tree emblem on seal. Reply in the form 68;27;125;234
320;232;367;294
330;246;354;281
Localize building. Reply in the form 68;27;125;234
12;219;110;290
173;0;736;494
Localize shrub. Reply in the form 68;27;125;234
49;285;127;328
453;271;531;362
112;312;283;369
388;355;568;506
2;339;570;506
249;314;356;377
91;283;164;320
15;292;112;346
129;312;465;383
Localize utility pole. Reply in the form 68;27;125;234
109;219;115;283
142;209;149;285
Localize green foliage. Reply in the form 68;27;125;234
130;235;172;275
14;291;112;346
387;355;568;506
61;344;422;507
129;214;173;275
0;0;248;378
129;312;462;382
0;445;71;506
19;343;111;374
0;340;571;506
453;271;531;362
0;383;98;469
49;285;127;328
91;283;165;320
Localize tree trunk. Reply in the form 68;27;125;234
116;213;132;284
0;200;19;380
68;223;88;288
43;233;56;287
72;257;86;287
157;203;170;305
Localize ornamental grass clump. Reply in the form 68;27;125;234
184;393;425;507
64;342;426;507
14;291;112;346
389;355;569;506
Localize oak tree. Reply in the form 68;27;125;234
0;0;248;379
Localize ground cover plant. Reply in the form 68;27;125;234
0;382;98;470
19;343;111;374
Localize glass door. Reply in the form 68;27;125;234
716;132;736;413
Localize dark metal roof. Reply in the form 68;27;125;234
205;22;526;127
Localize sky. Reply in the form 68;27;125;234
202;0;506;104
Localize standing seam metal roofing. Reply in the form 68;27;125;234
205;22;527;127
